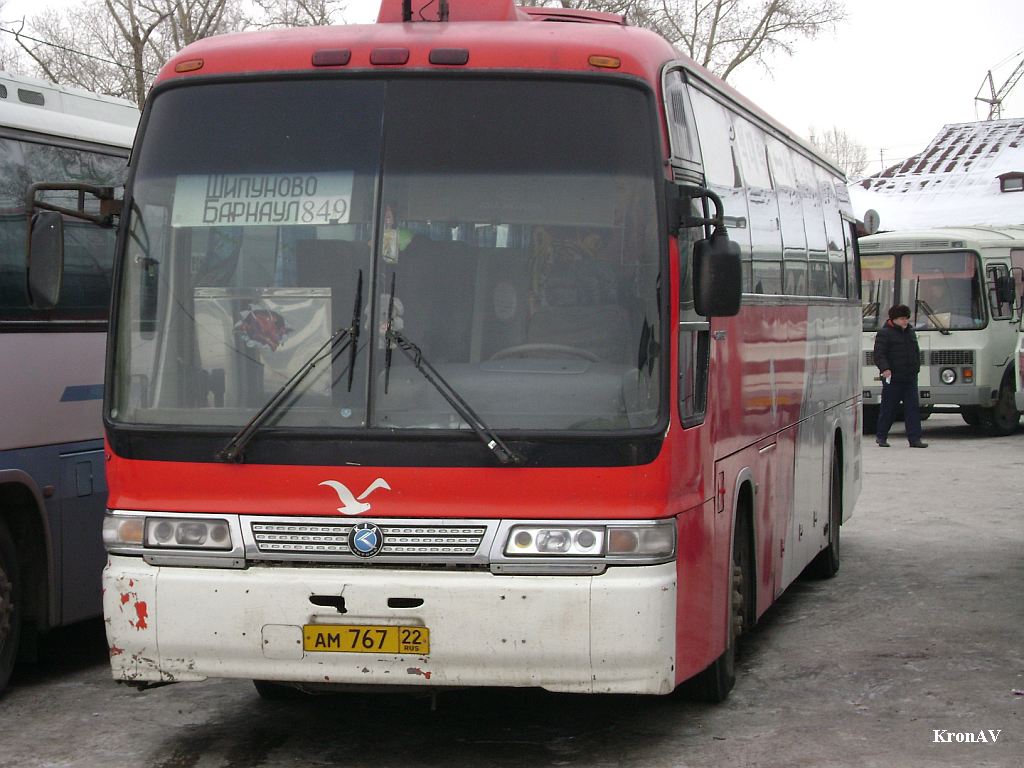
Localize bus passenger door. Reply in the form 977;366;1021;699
59;447;108;625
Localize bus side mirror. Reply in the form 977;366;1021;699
693;232;741;317
27;211;65;310
997;274;1016;306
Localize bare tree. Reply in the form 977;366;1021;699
544;0;846;81
250;0;348;28
809;126;868;180
160;0;245;50
15;6;147;101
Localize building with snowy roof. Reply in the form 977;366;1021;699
849;118;1024;231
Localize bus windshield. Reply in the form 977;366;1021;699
861;251;984;331
112;78;663;434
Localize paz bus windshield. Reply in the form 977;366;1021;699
111;78;663;434
861;251;984;331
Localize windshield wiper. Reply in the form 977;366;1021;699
383;275;522;466
912;276;950;334
218;272;364;463
914;298;950;334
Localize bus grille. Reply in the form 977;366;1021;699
248;521;488;558
929;350;974;366
864;351;926;367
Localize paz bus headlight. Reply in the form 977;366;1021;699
940;367;957;384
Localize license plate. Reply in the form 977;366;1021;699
303;624;430;655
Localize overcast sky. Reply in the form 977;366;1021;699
5;0;1022;177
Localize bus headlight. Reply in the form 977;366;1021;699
940;367;957;384
103;514;145;547
506;525;604;555
103;512;234;552
145;517;232;550
503;521;675;561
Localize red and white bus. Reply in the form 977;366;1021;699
59;0;861;700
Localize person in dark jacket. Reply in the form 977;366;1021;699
873;304;928;448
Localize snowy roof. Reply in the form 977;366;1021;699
848;118;1024;231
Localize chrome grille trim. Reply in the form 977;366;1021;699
243;516;497;565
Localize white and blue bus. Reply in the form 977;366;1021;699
0;73;137;693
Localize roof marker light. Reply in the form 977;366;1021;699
371;48;411;65
588;55;621;69
312;49;351;67
174;59;204;73
429;48;469;65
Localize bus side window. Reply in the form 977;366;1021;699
767;138;807;295
817;166;846;298
845;220;860;301
793;153;828;295
736;117;781;295
663;70;701;166
688;88;752;291
679;322;710;427
1011;248;1024;315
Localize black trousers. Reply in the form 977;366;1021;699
877;379;922;443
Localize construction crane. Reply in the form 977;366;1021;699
976;51;1024;120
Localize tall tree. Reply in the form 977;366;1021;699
545;0;845;81
809;126;868;180
16;0;246;106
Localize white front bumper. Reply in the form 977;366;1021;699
103;556;677;694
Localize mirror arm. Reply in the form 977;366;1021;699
26;183;120;227
675;184;727;233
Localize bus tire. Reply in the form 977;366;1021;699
862;405;878;435
979;376;1019;436
809;451;842;579
961;407;981;426
0;518;22;696
692;509;751;703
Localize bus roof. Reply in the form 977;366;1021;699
860;224;1024;249
0;72;138;149
156;0;838;178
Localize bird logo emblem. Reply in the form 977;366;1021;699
319;478;391;515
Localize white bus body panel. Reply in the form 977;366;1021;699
0;332;107;451
104;556;678;694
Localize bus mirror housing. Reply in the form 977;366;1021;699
25;182;123;311
693;232;741;317
27;211;65;310
675;184;742;317
996;274;1016;307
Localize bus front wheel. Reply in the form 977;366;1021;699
809;451;842;579
0;519;21;696
692;509;752;703
979;377;1020;437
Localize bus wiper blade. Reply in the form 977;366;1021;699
218;274;365;463
217;327;354;462
347;270;363;392
385;328;523;466
384;271;396;394
915;298;951;335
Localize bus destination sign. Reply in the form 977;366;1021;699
172;172;353;228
